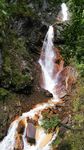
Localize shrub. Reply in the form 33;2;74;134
0;88;9;100
41;115;61;132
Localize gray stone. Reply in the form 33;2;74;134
26;123;36;144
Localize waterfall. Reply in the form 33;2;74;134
61;3;69;21
39;26;59;100
0;26;60;150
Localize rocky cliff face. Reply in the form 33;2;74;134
0;0;64;140
0;0;63;93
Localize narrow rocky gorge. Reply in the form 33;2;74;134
0;24;77;150
0;1;83;150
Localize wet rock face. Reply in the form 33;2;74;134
0;1;65;140
0;97;22;141
0;103;9;140
11;16;48;56
55;66;78;98
0;0;63;93
41;89;53;98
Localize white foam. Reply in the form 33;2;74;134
61;3;68;21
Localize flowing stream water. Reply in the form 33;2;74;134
0;3;70;149
0;25;61;150
0;3;69;147
0;3;70;145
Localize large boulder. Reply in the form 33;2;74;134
26;123;36;144
55;66;78;98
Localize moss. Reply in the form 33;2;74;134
73;114;84;123
0;88;9;100
72;98;80;112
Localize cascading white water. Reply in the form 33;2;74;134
0;120;19;150
0;102;58;150
61;3;69;21
39;26;59;100
0;26;60;150
39;26;55;90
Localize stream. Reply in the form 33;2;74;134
0;25;61;150
0;4;69;150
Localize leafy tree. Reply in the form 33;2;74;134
62;0;84;64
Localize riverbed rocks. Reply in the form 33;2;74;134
17;120;25;134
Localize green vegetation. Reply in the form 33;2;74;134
2;35;33;90
0;1;35;91
63;130;84;150
0;88;9;100
41;114;61;132
52;135;62;148
0;0;84;148
57;77;84;150
41;71;84;149
61;0;84;65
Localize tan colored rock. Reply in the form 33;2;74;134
33;114;39;122
39;133;52;149
35;127;43;141
55;66;78;98
35;127;52;148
